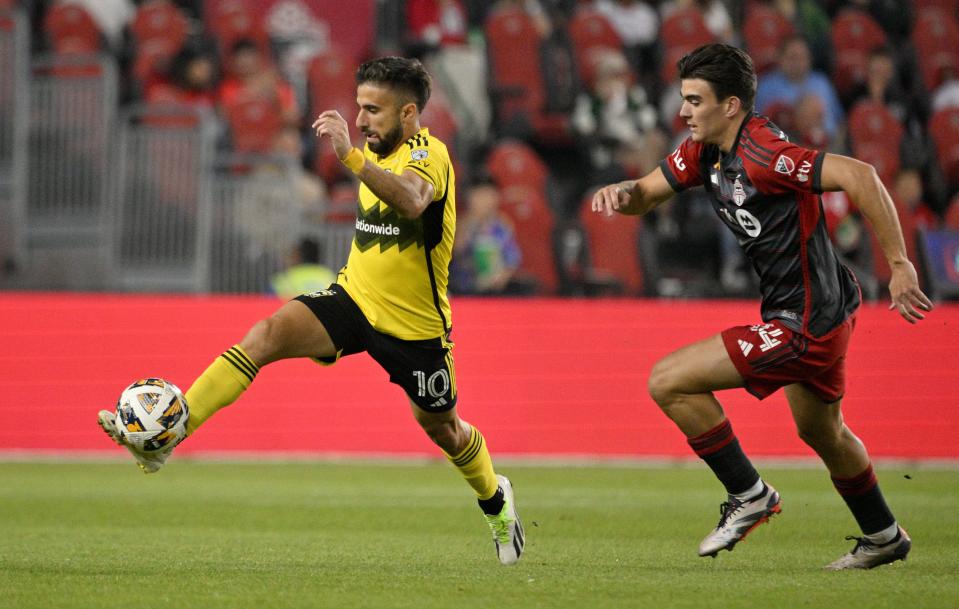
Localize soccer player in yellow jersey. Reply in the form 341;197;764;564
98;57;524;565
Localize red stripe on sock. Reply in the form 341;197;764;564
688;419;735;457
832;464;878;497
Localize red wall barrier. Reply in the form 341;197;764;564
1;293;956;458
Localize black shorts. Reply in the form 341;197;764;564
294;285;457;412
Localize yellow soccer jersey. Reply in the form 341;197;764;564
337;128;455;340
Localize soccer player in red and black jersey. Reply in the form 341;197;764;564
593;44;933;570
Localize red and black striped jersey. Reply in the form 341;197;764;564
659;113;860;338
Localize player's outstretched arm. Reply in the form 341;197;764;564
819;153;934;323
312;110;434;219
592;166;675;217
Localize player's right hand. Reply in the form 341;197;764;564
592;182;633;217
312;110;352;160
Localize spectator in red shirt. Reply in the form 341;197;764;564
218;38;300;128
406;0;469;57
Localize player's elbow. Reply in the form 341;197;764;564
393;184;432;219
854;158;881;184
837;156;880;192
395;196;429;219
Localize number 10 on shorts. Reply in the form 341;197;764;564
413;369;451;398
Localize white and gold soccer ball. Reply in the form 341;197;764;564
115;378;189;452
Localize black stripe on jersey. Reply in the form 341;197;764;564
406;134;428;149
406;164;433;184
422;165;451;333
740;146;770;167
740;140;772;165
742;133;775;156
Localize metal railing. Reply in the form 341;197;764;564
24;54;117;247
113;104;218;292
0;9;29;272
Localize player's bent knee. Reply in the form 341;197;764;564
796;422;845;452
647;358;678;407
240;316;285;365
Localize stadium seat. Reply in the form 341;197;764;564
912;8;959;92
568;8;623;86
486;139;550;191
659;9;715;85
929;107;959;188
830;9;887;99
223;95;283;153
307;46;357;116
578;191;644;294
130;0;189;83
43;3;103;54
847;100;904;183
485;141;558;293
483;6;569;143
419;91;460;159
742;5;794;75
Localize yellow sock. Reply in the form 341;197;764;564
184;345;259;435
445;425;499;500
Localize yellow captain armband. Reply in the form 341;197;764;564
342;147;365;174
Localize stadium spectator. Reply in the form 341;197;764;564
850;46;926;133
58;0;134;53
98;56;525;566
451;177;533;295
405;0;469;57
218;38;300;129
571;48;667;184
146;45;219;110
755;35;844;142
593;0;659;82
893;168;940;267
767;0;835;71
269;237;336;300
789;92;832;150
592;43;931;569
660;0;736;45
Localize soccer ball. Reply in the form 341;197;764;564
115;378;189;452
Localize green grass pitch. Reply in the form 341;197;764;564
2;460;957;609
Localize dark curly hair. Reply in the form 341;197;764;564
677;44;757;111
356;56;432;112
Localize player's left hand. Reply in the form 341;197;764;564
888;261;933;323
312;110;352;160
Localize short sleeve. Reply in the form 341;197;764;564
658;137;706;192
748;140;825;195
400;134;450;201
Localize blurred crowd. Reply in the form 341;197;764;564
11;0;959;298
